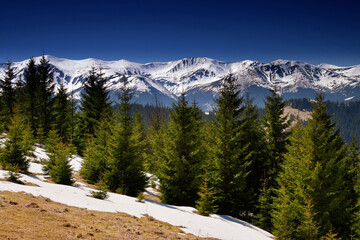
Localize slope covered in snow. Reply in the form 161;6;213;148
1;55;359;110
0;145;274;240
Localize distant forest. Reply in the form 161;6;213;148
288;98;360;142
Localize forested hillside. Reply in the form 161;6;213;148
1;56;360;239
289;98;360;142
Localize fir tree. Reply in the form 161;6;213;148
158;93;204;206
44;127;73;185
104;76;147;196
23;58;40;137
206;74;249;216
263;87;291;185
54;81;71;141
196;172;217;216
80;118;113;184
79;67;112;137
256;177;272;231
240;93;268;219
1;62;16;129
272;94;357;238
37;55;55;136
0;109;32;172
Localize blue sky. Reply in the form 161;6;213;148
1;0;359;66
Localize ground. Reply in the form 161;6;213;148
0;191;214;240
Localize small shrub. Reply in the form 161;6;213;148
90;179;109;200
5;165;22;184
137;192;145;203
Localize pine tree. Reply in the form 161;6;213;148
272;94;357;238
196;172;217;216
79;67;112;137
54;81;71;141
37;55;55;136
263;87;291;185
297;200;319;240
0;109;32;172
256;177;272;231
23;58;41;137
1;62;16;129
144;97;168;175
158;94;204;206
104;76;147;196
206;74;249;216
240;93;268;219
80;118;113;183
48;141;73;185
44;127;73;185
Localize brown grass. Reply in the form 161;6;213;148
0;191;216;240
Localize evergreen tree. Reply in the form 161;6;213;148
44;127;73;185
23;58;40;137
144;97;168;174
158;94;204;206
104;76;146;196
272;94;357;238
0;109;33;172
196;171;217;216
206;74;249;216
80;118;113;183
54;81;71;141
240;93;268;219
263;87;291;185
256;177;272;231
37;55;55;136
1;62;16;129
79;67;112;137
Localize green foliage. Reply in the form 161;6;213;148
158;94;204;206
137;192;145;203
0;110;32;172
104;76;147;197
37;55;55;136
45;128;73;185
256;178;272;231
196;175;217;216
206;74;249;216
0;62;16;129
80;119;113;183
54;81;72;141
79;67;112;138
263;87;291;185
89;179;109;200
4;164;22;184
272;94;357;239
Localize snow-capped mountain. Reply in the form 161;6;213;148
1;55;359;111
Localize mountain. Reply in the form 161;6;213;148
1;56;359;111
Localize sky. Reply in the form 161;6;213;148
0;0;359;66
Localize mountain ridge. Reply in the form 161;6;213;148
1;55;359;111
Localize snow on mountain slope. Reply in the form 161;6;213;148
0;145;274;240
1;56;359;110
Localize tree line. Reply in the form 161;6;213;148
1;56;360;239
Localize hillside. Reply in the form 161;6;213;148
0;145;274;240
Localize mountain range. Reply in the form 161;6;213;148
1;56;359;111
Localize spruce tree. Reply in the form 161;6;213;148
104;76;146;196
23;58;41;137
263;87;291;184
1;62;16;129
240;93;268;219
158;94;204;206
206;74;249;216
272;94;357;238
79;67;112;137
0;109;32;172
80;118;113;184
44;127;73;185
37;55;55;136
54;81;71;141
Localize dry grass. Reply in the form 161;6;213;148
0;191;215;240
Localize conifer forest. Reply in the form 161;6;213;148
1;56;360;240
